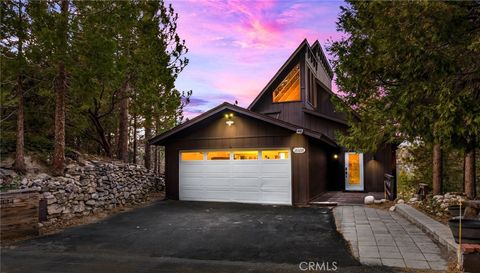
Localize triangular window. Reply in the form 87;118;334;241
272;64;300;102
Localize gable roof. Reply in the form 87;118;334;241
149;102;337;147
311;40;334;78
248;39;335;110
248;39;310;110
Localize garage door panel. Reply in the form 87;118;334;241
179;149;291;205
261;178;290;187
260;186;290;193
231;191;261;201
179;177;205;185
229;172;260;178
181;164;209;173
261;192;291;204
230;178;261;187
202;190;232;200
202;178;231;187
231;164;260;173
200;172;231;178
261;163;289;173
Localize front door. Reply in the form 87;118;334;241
345;152;364;191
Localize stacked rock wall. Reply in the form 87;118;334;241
17;160;163;226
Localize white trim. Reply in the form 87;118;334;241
344;152;364;191
179;148;292;205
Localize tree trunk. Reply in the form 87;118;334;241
132;113;137;164
87;110;112;157
117;83;129;162
52;0;68;176
13;2;26;174
14;76;26;173
432;143;443;195
154;146;158;174
464;148;476;199
144;117;152;170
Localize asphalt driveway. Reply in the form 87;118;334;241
1;201;401;273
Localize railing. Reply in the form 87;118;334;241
384;174;396;201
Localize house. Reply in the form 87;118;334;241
150;39;397;206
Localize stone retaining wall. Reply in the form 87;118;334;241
17;160;164;226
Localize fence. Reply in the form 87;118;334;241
0;189;39;239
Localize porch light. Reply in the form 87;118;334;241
225;113;234;126
333;154;338;159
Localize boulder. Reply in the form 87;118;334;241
397;199;405;204
364;196;375;205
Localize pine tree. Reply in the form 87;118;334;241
329;1;480;195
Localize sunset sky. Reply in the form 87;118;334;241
167;0;345;118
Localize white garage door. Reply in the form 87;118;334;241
179;149;292;205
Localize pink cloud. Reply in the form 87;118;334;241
167;0;345;119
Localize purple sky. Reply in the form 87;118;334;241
167;0;346;118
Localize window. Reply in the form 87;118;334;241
272;64;300;103
262;150;289;160
181;151;203;161
207;151;230;160
233;151;258;160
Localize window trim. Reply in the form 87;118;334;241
206;151;231;161
233;150;260;161
180;151;205;161
272;64;301;103
261;150;290;160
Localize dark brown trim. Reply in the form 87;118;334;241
149;102;338;147
311;40;334;78
271;100;302;104
303;108;348;125
261;111;281;115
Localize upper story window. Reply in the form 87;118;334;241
272;64;300;103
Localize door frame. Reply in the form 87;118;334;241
344;152;364;191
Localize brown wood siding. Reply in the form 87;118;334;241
308;139;329;199
315;84;348;121
304;114;347;140
363;144;395;192
164;111;311;205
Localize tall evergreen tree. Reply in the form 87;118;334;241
329;1;479;195
1;1;29;173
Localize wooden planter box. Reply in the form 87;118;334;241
0;189;39;239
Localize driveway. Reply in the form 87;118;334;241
1;201;401;273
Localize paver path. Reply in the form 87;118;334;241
334;206;449;271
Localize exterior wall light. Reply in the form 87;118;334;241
225;113;234;126
333;154;339;159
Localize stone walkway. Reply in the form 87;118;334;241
334;206;449;271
